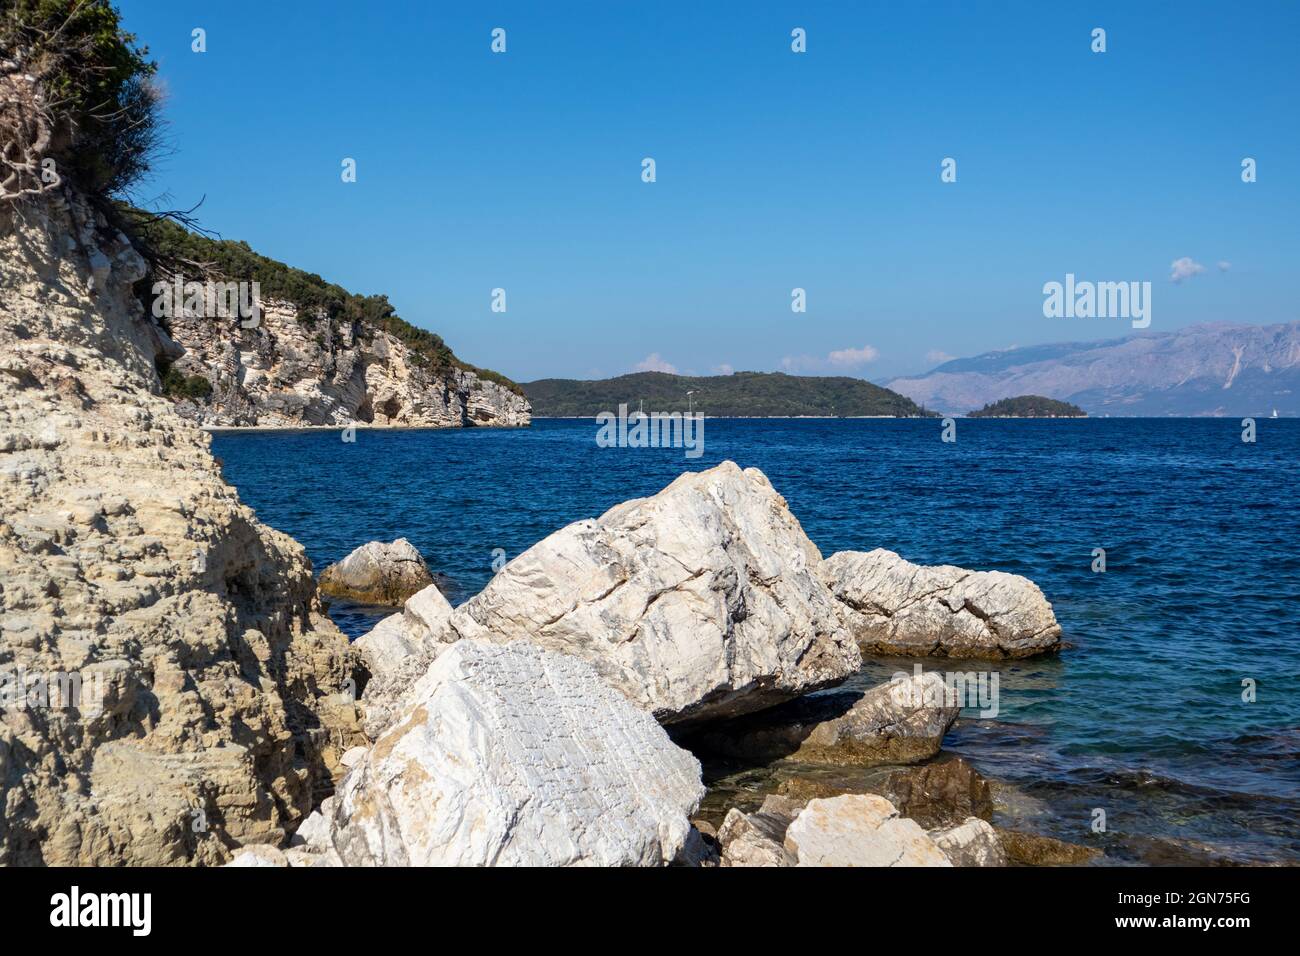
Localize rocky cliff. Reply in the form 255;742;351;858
0;193;365;865
163;297;530;428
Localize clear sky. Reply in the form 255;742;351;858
117;0;1300;383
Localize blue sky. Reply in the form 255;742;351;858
118;1;1300;383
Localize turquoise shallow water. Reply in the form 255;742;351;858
212;418;1300;864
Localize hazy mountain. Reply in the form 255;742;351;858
886;322;1300;416
522;371;934;417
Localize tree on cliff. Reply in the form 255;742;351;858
0;0;158;203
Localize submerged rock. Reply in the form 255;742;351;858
319;537;435;605
438;462;861;724
819;548;1061;658
326;640;705;866
681;671;959;767
783;794;952;867
882;755;995;829
930;817;1006;867
997;828;1102;866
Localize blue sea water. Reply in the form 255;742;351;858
212;418;1300;864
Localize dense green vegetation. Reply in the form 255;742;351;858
1;0;159;198
523;371;935;418
155;356;211;401
137;217;524;395
967;395;1086;418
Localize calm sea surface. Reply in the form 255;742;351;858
212;418;1300;864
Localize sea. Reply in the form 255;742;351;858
212;417;1300;865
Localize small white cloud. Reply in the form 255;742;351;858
632;352;678;374
712;363;735;376
1170;257;1207;283
826;345;879;367
926;349;955;364
1217;260;1231;272
782;345;879;373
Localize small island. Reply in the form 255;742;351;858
967;395;1087;418
523;371;937;418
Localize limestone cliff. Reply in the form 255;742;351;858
0;193;365;865
163;297;531;428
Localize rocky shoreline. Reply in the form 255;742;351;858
2;184;1083;868
230;462;1079;867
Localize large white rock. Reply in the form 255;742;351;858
819;548;1061;658
401;581;454;637
327;640;705;866
929;817;1007;867
439;462;861;723
319;537;434;605
683;671;960;766
355;582;456;739
353;582;452;680
783;795;952;867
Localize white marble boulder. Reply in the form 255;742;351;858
818;548;1061;658
354;582;457;739
783;794;952;867
929;817;1007;867
438;462;861;724
354;582;452;680
318;537;435;605
326;640;706;866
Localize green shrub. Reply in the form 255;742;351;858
1;0;159;198
156;357;211;401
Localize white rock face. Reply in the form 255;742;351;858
163;297;530;428
353;615;418;681
929;817;1007;867
819;548;1061;658
402;581;454;637
0;194;362;865
327;640;705;866
318;537;434;605
783;795;952;867
354;582;452;679
440;462;861;723
354;582;455;739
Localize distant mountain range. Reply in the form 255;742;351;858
522;371;933;418
887;322;1300;417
